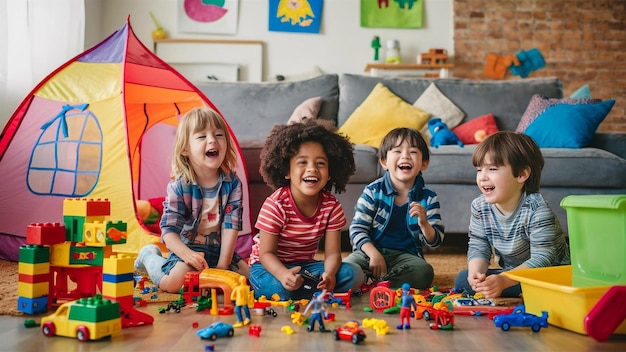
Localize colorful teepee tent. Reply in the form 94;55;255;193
0;18;251;261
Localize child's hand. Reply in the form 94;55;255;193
468;271;486;292
280;266;304;291
474;274;505;299
317;272;336;292
409;201;428;226
368;252;387;280
182;250;208;271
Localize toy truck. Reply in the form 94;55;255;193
41;294;122;342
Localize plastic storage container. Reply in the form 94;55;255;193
560;194;626;287
505;265;626;335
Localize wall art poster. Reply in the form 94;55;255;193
178;0;239;34
361;0;424;28
268;0;323;34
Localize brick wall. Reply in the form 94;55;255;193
453;0;625;132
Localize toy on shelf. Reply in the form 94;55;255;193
41;294;122;342
332;321;367;344
371;36;381;61
493;305;548;332
419;48;448;64
231;276;252;327
385;39;401;64
197;321;235;340
397;283;417;329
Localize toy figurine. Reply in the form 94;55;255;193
304;290;328;332
397;283;417;329
371;36;382;61
231;276;251;328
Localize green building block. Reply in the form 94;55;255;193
18;245;50;264
68;294;120;323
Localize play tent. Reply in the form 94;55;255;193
0;18;252;261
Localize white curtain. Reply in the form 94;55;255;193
0;0;84;130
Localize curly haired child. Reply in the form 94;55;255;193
134;107;249;293
248;119;364;300
454;131;570;298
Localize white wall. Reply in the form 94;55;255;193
90;0;453;80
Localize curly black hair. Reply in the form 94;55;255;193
259;119;355;193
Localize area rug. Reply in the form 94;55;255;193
0;248;469;316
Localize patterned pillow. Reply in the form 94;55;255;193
515;94;601;133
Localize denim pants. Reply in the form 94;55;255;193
249;260;363;300
454;269;522;298
161;244;244;274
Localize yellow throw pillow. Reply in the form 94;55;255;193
338;83;430;148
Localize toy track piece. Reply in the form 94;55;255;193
585;286;626;342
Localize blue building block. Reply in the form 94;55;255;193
510;48;545;78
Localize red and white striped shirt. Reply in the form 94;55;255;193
249;186;346;265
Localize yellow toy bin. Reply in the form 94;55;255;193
504;265;626;336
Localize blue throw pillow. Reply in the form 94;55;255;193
570;84;591;99
524;100;615;148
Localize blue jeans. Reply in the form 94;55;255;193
454;269;522;298
249;260;363;300
161;244;244;274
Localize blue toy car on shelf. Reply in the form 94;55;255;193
197;321;235;340
493;305;548;332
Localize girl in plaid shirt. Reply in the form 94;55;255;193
135;108;249;293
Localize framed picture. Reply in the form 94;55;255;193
269;0;323;34
361;0;424;28
178;0;239;35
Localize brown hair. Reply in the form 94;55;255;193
171;107;238;184
260;119;355;193
472;131;544;193
378;127;430;162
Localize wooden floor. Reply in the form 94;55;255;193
3;294;626;352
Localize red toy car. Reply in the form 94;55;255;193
332;321;366;344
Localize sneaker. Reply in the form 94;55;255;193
134;244;162;274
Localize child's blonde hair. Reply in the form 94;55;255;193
171;107;238;184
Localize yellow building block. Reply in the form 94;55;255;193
83;222;108;247
18;281;49;298
63;198;111;217
50;243;71;266
18;262;50;276
102;281;135;298
103;254;135;274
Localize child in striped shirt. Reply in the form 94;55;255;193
248;120;364;300
454;131;570;298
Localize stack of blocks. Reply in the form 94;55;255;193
17;198;128;314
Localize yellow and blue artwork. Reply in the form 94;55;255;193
269;0;323;34
361;0;424;28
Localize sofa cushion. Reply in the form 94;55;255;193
287;96;322;124
452;113;499;145
524;99;615;148
425;145;626;188
337;82;430;148
413;82;465;138
338;74;563;132
196;74;339;147
516;94;601;133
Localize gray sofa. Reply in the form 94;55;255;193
197;74;626;237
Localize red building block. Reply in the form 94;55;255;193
26;222;66;245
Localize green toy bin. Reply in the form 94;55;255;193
560;194;626;287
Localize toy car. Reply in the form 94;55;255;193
493;305;549;332
332;321;366;344
197;321;235;340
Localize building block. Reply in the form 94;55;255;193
102;281;135;297
68;295;120;323
18;281;49;298
103;272;135;284
26;222;66;245
103;254;135;274
18;272;50;284
17;296;48;314
18;262;50;276
69;245;108;266
105;221;127;245
18;245;50;264
83;221;108;247
50;242;71;266
63;198;111;217
49;265;103;310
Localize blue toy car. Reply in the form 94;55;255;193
493;305;548;332
197;321;235;340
